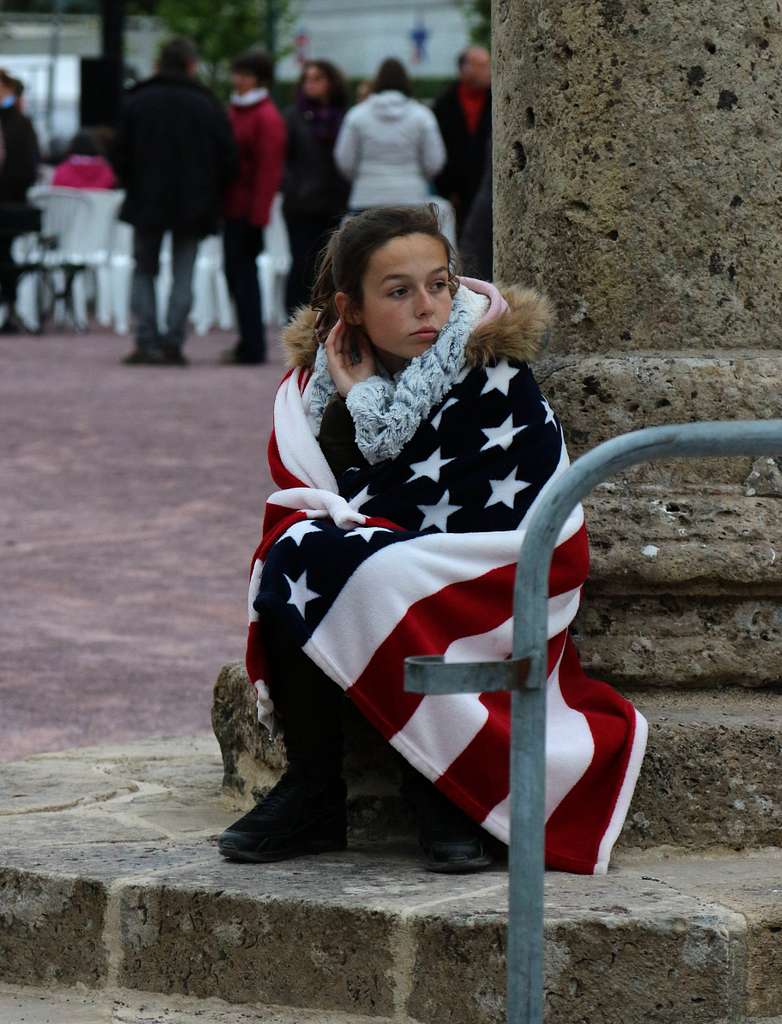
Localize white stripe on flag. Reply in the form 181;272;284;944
306;509;585;689
441;587;581;664
392;693;489;781
480;646;593;844
274;371;337;491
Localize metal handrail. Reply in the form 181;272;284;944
406;419;782;1023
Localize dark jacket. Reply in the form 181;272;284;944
460;137;493;280
0;105;39;203
282;103;349;221
113;74;238;236
223;93;286;228
433;82;491;226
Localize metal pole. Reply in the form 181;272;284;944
505;419;782;1023
265;0;278;58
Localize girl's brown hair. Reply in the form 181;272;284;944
310;204;459;343
298;59;348;109
372;58;412;98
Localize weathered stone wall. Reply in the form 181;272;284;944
493;0;782;353
493;0;782;688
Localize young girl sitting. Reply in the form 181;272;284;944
219;205;647;875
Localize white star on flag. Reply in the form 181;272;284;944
408;446;454;483
480;361;519;397
284;570;320;618
345;526;393;541
349;484;373;509
431;397;457;430
485;468;532;510
418;489;460;531
541;397;556;425
283;519;322;546
480;415;527;452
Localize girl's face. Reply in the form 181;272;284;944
343;234;453;373
302;65;330;102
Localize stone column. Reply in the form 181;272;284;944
493;0;782;686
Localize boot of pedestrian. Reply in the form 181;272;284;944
402;771;494;874
218;761;347;863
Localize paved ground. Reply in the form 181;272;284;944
1;327;283;760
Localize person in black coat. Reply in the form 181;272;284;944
459;135;493;281
282;60;350;315
0;71;40;332
112;37;238;365
433;46;491;238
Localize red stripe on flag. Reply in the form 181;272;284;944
349;562;518;737
543;635;637;873
268;428;307;491
436;631;568;824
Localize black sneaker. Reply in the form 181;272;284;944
219;343;265;366
0;314;24;335
161;345;189;366
403;774;493;874
122;346;165;365
218;766;347;863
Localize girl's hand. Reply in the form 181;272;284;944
324;319;377;398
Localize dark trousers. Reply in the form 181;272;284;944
283;213;338;316
0;235;20;310
223;218;265;362
132;228;199;351
264;621;344;771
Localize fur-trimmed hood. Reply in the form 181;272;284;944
282;282;554;370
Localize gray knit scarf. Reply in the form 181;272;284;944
306;284;489;465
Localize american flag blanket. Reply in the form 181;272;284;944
246;288;647;875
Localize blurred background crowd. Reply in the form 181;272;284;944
0;0;493;366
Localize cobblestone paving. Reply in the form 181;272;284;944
1;328;282;760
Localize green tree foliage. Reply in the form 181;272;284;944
463;0;491;49
155;0;297;85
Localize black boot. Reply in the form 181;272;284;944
220;620;348;864
402;770;493;874
218;762;347;863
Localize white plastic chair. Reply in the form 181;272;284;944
78;190;125;326
26;187;94;329
191;235;234;335
258;193;291;327
109;220;134;335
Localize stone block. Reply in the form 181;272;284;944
535;354;782;485
633;852;782;1019
0;870;107;988
118;879;397;1015
622;691;782;850
575;595;782;687
407;870;746;1024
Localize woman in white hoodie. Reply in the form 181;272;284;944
334;59;446;211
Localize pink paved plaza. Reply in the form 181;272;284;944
1;328;282;760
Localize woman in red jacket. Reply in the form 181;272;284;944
222;50;286;365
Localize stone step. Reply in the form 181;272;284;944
577;488;782;686
214;663;782;855
0;983;390;1024
2;736;782;1023
535;351;782;487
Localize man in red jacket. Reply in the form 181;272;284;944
222;49;286;365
